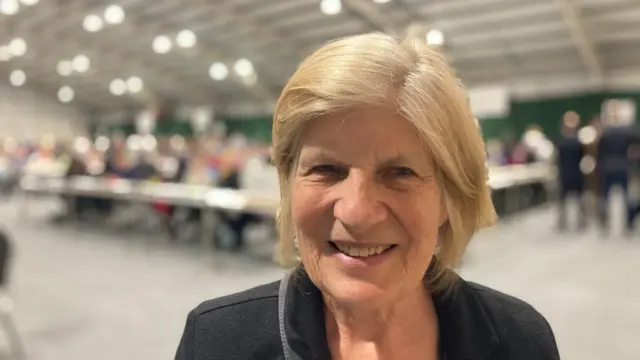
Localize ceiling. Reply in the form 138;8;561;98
0;0;639;116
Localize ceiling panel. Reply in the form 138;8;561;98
0;0;636;115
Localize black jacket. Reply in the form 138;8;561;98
555;134;584;185
175;267;560;360
597;126;640;175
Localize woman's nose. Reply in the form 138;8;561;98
333;173;387;232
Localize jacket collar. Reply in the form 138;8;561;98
279;266;500;360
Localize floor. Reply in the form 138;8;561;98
2;197;639;360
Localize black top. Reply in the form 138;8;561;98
555;134;584;184
175;267;560;360
597;126;640;175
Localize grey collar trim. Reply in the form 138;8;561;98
278;271;302;360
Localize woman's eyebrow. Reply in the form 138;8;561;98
298;149;344;167
377;154;413;167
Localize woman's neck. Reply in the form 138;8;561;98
324;286;439;360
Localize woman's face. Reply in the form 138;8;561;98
291;107;447;309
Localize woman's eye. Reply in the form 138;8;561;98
308;164;346;178
389;167;416;178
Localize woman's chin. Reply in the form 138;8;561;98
323;276;394;308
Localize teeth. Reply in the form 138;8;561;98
334;244;392;258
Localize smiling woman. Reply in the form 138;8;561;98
175;33;561;360
290;107;450;311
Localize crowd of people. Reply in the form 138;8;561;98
4;110;639;245
555;110;640;234
0;132;274;249
485;127;555;167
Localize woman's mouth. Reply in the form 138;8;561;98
329;241;397;258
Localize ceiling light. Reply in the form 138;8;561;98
83;14;104;32
176;29;197;48
209;62;228;81
58;86;75;103
0;46;10;62
426;29;444;46
0;0;19;15
234;58;254;77
104;5;125;24
373;0;391;3
19;0;39;5
8;38;27;57
126;76;143;93
152;35;172;54
56;60;73;76
109;78;127;96
9;70;26;87
320;0;341;15
72;54;90;73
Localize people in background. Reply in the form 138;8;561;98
214;159;260;250
18;132;279;247
555;111;586;231
583;115;603;198
596;112;640;235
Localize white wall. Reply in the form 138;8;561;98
476;67;640;101
468;85;510;118
0;85;87;142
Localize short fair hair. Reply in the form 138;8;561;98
271;33;496;291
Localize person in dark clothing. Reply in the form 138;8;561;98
175;267;560;360
175;33;558;360
583;115;603;198
555;111;586;231
64;153;93;218
596;123;640;234
215;168;260;250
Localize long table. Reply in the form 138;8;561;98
19;162;556;218
16;163;556;253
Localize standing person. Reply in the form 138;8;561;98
555;111;586;231
596;111;640;235
583;115;603;200
214;160;260;250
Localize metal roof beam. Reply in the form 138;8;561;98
202;0;307;59
554;0;604;83
23;0;242;108
127;11;276;105
342;0;399;35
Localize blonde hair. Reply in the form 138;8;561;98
271;33;496;291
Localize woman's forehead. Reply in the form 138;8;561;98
298;107;431;165
306;107;419;138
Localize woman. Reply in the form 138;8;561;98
175;33;560;360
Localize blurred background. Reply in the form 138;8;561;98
0;0;639;359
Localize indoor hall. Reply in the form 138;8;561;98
3;198;640;360
1;0;640;359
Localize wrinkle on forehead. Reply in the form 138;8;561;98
300;107;432;168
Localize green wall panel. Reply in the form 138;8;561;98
510;91;640;140
97;122;194;137
478;116;512;141
218;115;273;142
154;121;194;137
509;93;604;139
